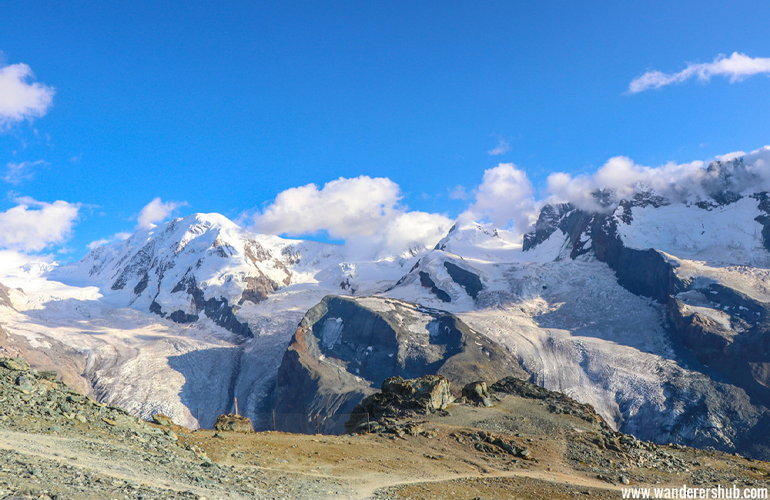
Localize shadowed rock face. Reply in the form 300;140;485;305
523;196;770;460
668;284;770;407
752;192;770;252
419;272;451;302
0;283;13;309
155;274;254;339
443;262;483;299
271;295;524;433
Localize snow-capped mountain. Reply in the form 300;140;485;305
50;213;349;337
2;214;422;430
2;152;770;460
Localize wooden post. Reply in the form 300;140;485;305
197;408;200;427
272;409;276;431
234;397;239;416
316;414;320;435
366;412;370;433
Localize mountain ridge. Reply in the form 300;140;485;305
3;151;770;459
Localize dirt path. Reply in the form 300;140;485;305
0;430;225;498
352;468;623;498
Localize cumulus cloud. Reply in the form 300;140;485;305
345;211;455;259
547;157;708;211
487;139;511;156
0;197;80;252
251;176;453;256
715;150;746;162
629;52;770;93
0;63;55;126
137;198;187;229
3;160;45;184
248;146;770;254
461;163;537;233
253;176;401;239
544;146;770;212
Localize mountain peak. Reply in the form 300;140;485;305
434;221;520;259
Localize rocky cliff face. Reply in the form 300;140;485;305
522;188;770;459
271;295;524;433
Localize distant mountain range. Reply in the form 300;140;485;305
1;153;769;460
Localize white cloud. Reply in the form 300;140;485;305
87;238;110;250
0;198;80;252
715;150;746;162
547;157;709;211
4;160;45;184
487;139;511;156
253;176;402;239
251;176;453;256
137;197;187;229
629;52;770;93
87;232;131;251
0;63;55;126
344;211;454;259
544;146;770;212
461;163;537;233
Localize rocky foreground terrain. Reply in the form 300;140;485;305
1;357;768;499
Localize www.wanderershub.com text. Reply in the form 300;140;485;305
622;484;768;499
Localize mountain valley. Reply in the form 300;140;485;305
1;152;770;467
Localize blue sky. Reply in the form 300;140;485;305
1;1;769;260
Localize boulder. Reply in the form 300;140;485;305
214;413;254;433
15;375;35;393
0;357;30;372
151;414;175;427
461;380;493;407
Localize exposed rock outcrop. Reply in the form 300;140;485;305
214;413;254;432
460;380;493;407
491;376;610;430
159;273;254;338
752;192;770;252
443;262;483;299
345;375;453;433
271;295;523;433
419;271;451;302
0;282;14;309
151;413;175;426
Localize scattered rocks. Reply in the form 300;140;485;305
2;356;768;499
451;430;534;460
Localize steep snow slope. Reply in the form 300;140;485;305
3;158;770;459
380;224;766;454
615;196;770;267
516;157;770;459
1;214;421;429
